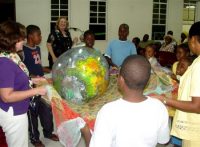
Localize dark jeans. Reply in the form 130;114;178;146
28;96;54;143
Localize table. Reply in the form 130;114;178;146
44;72;178;147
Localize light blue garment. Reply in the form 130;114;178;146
94;48;101;54
105;39;137;66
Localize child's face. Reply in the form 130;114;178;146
84;34;95;48
176;59;189;76
31;31;42;45
145;47;155;59
164;36;172;44
176;47;187;61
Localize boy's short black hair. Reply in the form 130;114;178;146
26;25;40;37
119;23;129;31
189;21;200;43
177;43;190;53
84;30;95;39
120;55;151;90
167;30;173;36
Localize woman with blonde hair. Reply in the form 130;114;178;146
47;16;77;69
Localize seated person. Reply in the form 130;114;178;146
138;34;154;49
90;55;170;147
172;43;190;75
145;44;160;68
132;37;141;55
160;35;176;53
173;56;195;81
104;23;137;68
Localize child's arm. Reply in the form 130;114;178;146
43;66;51;73
104;55;118;68
151;94;200;113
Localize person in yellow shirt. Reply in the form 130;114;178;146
153;21;200;147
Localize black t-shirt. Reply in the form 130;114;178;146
47;29;73;58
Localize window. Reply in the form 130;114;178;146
152;0;167;40
50;0;69;31
183;0;196;25
89;0;107;40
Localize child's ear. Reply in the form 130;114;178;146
117;75;125;89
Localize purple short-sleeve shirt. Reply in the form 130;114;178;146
0;57;30;115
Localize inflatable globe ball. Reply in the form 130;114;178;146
52;46;109;104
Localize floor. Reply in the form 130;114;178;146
28;136;173;147
28;115;174;147
28;119;86;147
28;122;173;147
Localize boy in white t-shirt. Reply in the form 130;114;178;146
90;55;170;147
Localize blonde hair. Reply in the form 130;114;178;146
55;16;69;30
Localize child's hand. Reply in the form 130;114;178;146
36;86;47;96
171;74;177;80
46;78;53;84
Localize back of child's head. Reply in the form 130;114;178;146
167;30;173;36
189;21;200;43
120;55;151;90
84;30;95;39
26;25;40;38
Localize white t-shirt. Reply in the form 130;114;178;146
90;97;170;147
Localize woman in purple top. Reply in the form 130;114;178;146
0;21;47;147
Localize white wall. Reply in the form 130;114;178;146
15;0;185;66
107;0;153;44
167;0;183;42
195;1;200;22
16;0;50;66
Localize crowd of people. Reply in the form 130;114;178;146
0;17;200;147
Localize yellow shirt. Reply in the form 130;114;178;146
171;55;200;141
172;61;178;75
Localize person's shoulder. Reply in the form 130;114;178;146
100;99;122;112
36;45;41;50
146;97;166;109
191;56;200;69
0;57;15;68
0;57;11;63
